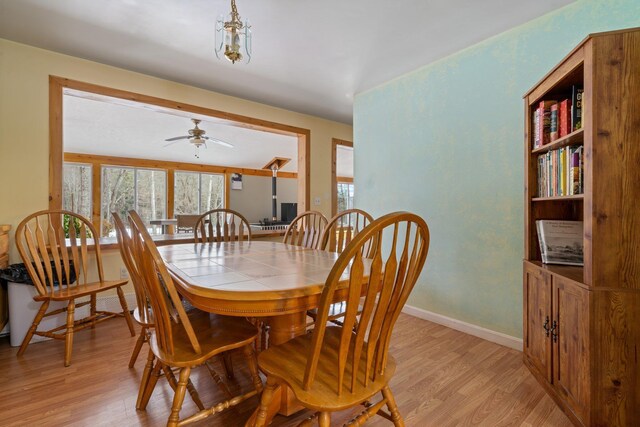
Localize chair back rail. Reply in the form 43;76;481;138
282;211;328;249
320;209;374;254
15;210;104;296
194;209;252;243
128;210;201;356
303;212;430;396
112;212;151;324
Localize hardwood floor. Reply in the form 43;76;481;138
0;313;572;426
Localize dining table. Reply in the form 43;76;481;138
157;240;355;425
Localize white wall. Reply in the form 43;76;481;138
229;175;297;223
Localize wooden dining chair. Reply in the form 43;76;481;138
282;210;328;249
194;208;252;243
128;210;263;427
14;209;135;367
308;209;375;327
254;212;430;427
176;214;200;233
114;212;211;411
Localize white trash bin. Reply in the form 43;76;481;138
7;282;88;347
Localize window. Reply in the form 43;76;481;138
174;172;224;215
101;166;167;236
63;162;92;220
337;182;354;213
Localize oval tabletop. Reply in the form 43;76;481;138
158;241;354;316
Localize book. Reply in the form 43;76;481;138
533;109;540;149
571;86;584;131
559;99;571;137
536;220;584;266
550;104;559;141
538;100;557;145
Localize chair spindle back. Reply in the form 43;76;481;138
128;210;201;356
303;212;430;396
15;210;103;296
282;211;328;249
320;209;374;254
194;209;252;243
112;212;151;324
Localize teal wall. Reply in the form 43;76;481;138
353;0;640;338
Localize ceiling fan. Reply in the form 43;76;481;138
164;119;233;157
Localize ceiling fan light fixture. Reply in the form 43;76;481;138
215;0;252;64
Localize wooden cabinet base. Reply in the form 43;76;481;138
524;355;585;427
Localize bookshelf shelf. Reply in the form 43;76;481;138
531;128;584;154
522;28;640;426
526;260;583;283
531;194;583;202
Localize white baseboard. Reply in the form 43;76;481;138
402;305;523;351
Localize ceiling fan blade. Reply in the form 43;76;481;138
163;140;182;147
203;136;233;148
165;135;190;142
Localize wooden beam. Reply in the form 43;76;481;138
63;153;298;179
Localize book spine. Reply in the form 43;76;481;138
571;147;581;194
571;86;584;131
560;147;566;196
559;99;571;137
550;104;559;141
532;108;540;150
540;101;556;145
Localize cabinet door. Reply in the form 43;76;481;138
552;276;590;423
523;263;552;382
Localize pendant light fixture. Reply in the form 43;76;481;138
214;0;252;64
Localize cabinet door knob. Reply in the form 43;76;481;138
543;316;550;337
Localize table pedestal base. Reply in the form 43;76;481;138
246;311;308;426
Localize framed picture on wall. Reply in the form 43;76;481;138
231;173;243;190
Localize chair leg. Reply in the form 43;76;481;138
167;367;191;427
254;376;278;427
138;351;162;410
64;299;75;367
318;412;331;427
164;366;205;411
90;294;97;328
17;300;49;357
116;287;136;336
382;386;404;427
221;351;234;380
129;326;147;368
242;344;263;393
136;349;155;410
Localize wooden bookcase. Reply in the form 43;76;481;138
522;28;640;427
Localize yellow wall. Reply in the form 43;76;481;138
0;39;352;281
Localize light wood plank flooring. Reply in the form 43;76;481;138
0;314;572;426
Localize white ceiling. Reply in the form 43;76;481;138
0;0;573;123
63;93;298;171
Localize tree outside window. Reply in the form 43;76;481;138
101;166;166;236
63;163;92;220
174;171;224;215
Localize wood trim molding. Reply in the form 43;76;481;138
63;153;299;179
48;76;309;214
331;138;353;217
337;176;353;183
402;305;523;351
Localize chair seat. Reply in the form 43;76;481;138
258;326;396;412
35;279;128;301
149;309;258;368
